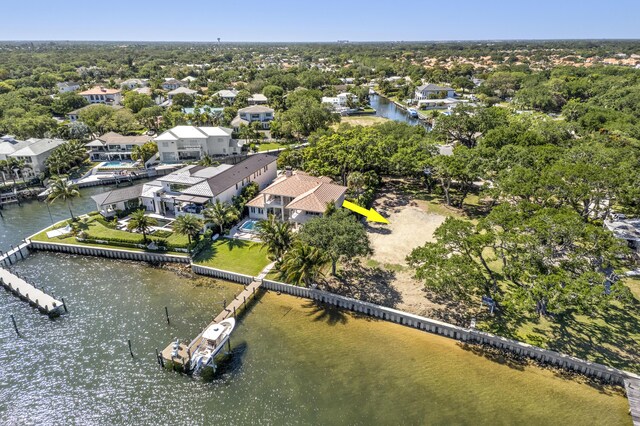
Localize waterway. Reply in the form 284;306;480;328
370;93;425;127
0;187;631;424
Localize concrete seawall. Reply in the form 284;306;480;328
191;264;254;285
29;241;190;264
261;279;640;386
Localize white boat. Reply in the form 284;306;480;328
189;318;235;373
407;108;419;117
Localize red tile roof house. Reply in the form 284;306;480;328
78;86;122;105
246;170;347;225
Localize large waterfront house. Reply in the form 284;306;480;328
322;92;358;108
414;83;456;100
86;132;154;162
231;105;274;130
78;86;122;105
605;216;640;254
154;125;243;163
57;81;80;93
0;136;66;177
67;104;123;122
92;153;277;219
246;170;347;225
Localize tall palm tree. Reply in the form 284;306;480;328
204;200;238;235
126;209;157;242
47;176;81;220
257;214;293;261
173;214;203;245
278;242;327;287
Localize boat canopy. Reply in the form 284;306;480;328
202;318;234;342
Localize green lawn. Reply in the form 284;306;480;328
257;142;287;152
476;277;640;373
193;238;270;276
31;216;190;251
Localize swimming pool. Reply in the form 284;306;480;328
100;161;136;168
239;219;260;233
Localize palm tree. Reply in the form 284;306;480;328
0;159;8;187
198;154;216;167
126;209;158;242
173;214;203;245
204;200;238;235
47;177;81;220
278;242;327;287
257;214;293;261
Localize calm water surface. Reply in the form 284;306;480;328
0;185;631;425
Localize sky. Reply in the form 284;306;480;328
1;0;639;42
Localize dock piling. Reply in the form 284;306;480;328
62;298;68;313
10;315;19;336
128;339;134;358
165;306;170;325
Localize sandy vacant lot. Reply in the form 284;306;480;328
337;115;389;127
365;180;448;316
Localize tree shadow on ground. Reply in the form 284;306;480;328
302;300;349;326
543;302;640;373
322;260;402;308
225;238;250;251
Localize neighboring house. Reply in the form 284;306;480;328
132;87;153;96
248;93;268;105
231;105;274;130
167;86;198;100
414;83;456;100
78;86;122;105
91;185;144;218
8;138;67;176
182;76;197;83
322;92;358;109
0;135;29;161
67;104;123;122
605;216;640;254
214;89;238;103
120;78;148;89
57;81;81;93
92;153;278;218
246;170;347;225
161;79;186;91
154;125;243;162
86;132;153;161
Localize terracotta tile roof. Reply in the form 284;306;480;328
79;86;121;95
262;173;332;197
246;172;346;213
285;182;346;213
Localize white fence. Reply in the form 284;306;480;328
0;242;31;267
191;264;254;285
262;279;639;385
29;241;190;263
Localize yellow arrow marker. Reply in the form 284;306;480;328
342;200;389;224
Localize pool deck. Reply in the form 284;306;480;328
226;219;261;242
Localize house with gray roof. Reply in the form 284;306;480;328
8;138;67;176
231;105;274;131
92;153;278;219
154;125;242;162
414;83;456;100
91;184;144;218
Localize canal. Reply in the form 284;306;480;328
369;93;426;127
0;187;631;424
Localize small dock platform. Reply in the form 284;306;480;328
626;378;640;426
160;279;263;369
0;268;66;316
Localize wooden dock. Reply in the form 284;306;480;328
626;378;640;426
0;268;66;316
160;279;263;369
